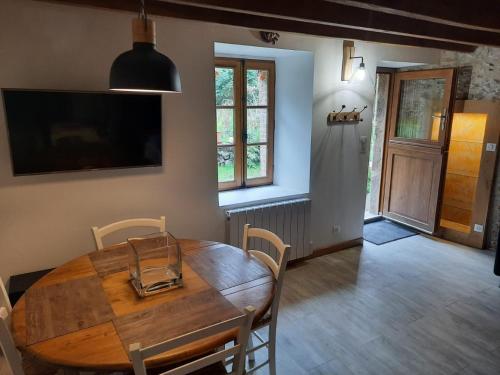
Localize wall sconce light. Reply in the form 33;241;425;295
341;40;366;81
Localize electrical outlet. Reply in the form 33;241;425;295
486;143;496;152
333;225;341;233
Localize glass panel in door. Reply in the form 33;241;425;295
395;78;446;142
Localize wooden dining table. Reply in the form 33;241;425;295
10;239;275;371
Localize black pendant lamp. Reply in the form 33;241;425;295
109;0;181;93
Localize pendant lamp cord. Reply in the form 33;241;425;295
139;0;148;30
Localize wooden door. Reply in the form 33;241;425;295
439;100;500;248
382;69;456;233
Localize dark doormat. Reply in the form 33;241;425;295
363;219;418;245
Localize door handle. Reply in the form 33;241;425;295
432;109;448;131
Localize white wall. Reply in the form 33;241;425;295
0;0;440;281
274;51;314;193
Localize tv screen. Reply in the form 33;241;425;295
2;89;162;175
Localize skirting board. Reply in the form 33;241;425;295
288;237;363;266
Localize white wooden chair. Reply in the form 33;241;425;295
91;216;166;250
0;277;11;314
130;306;256;375
0;276;18;374
0;279;56;375
242;224;291;375
0;306;23;375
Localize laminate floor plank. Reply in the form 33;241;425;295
249;235;500;375
459;346;500;375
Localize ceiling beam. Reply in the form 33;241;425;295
164;0;500;47
38;0;477;52
327;0;500;32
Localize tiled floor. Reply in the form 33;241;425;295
251;235;500;374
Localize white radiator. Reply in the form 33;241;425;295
225;198;311;261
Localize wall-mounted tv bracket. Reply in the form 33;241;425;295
327;105;367;125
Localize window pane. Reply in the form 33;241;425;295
246;69;268;106
216;108;234;145
247;108;267;143
247;145;267;179
218;147;235;183
215;67;234;106
395;78;445;141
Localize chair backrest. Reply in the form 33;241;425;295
0;307;24;375
0;278;11;313
91;216;166;250
242;224;290;280
242;224;290;318
130;306;256;375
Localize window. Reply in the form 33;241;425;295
215;58;275;191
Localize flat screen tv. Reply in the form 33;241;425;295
2;89;162;175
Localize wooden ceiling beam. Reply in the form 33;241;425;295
164;0;500;47
37;0;476;52
327;0;500;32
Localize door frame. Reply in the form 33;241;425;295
376;67;396;216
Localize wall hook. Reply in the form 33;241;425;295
345;107;357;120
353;105;367;120
327;104;368;125
328;104;345;122
337;104;346;112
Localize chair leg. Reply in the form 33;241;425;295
268;324;277;375
247;333;256;366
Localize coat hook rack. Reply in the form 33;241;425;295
327;104;367;125
345;107;357;120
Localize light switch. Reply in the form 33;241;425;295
473;224;484;233
360;136;368;154
486;143;496;152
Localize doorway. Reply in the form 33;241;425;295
381;68;456;233
366;67;499;248
365;71;391;220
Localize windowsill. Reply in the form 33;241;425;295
218;185;309;209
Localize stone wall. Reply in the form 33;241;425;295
440;47;500;249
441;48;500;101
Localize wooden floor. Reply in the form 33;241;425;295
252;234;500;375
1;235;499;375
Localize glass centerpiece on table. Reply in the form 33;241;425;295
128;232;182;297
